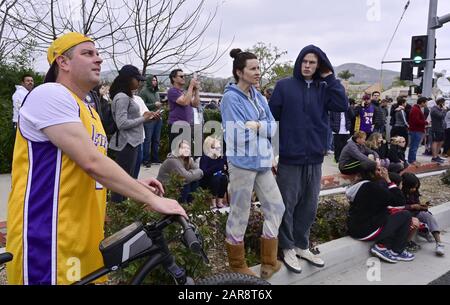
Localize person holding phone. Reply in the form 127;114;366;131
167;69;200;151
139;74;163;167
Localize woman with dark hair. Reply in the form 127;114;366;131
346;166;416;263
391;97;409;147
109;65;155;202
401;172;445;256
139;74;163;167
220;48;285;279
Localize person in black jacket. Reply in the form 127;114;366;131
346;166;416;263
387;136;408;173
329;106;354;162
200;136;228;209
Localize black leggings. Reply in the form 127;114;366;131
201;174;228;198
111;144;138;203
374;211;412;253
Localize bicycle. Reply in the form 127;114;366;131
74;214;268;285
0;216;268;285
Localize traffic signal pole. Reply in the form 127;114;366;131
423;0;438;98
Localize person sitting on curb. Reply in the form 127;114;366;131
199;136;229;209
401;173;445;256
365;132;390;169
157;140;203;204
346;165;417;263
338;131;379;175
387;136;408;173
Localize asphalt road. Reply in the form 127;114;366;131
428;270;450;285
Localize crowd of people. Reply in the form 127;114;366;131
6;31;447;285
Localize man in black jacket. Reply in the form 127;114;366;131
329;106;355;162
269;45;348;273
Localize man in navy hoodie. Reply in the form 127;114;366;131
269;45;348;273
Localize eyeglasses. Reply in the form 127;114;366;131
177;75;185;79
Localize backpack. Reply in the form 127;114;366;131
98;97;118;137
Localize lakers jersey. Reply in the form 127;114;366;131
6;85;108;285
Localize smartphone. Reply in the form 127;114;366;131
193;72;198;79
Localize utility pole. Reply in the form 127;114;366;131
423;0;438;98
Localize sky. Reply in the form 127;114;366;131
33;0;450;78
200;0;450;77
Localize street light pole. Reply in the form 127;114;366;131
423;0;438;98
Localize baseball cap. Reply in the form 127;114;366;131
119;65;146;81
44;32;94;83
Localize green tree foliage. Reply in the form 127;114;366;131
0;62;43;173
391;76;410;88
247;42;287;90
337;69;354;81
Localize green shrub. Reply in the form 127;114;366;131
104;173;229;284
158;108;222;162
0;63;43;173
441;169;450;185
310;198;349;246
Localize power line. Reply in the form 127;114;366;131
381;0;411;63
380;0;411;91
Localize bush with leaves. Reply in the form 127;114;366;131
157;108;222;162
441;169;450;186
104;173;228;284
310;198;350;246
0;63;43;173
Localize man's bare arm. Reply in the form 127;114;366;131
42;122;187;218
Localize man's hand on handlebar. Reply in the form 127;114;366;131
138;178;165;196
146;197;188;219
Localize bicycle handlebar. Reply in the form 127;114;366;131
174;216;202;254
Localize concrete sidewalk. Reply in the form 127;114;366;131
250;202;450;285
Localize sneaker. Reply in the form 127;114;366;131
295;248;325;267
282;249;302;273
391;249;415;261
418;231;434;243
143;161;152;168
431;157;445;164
406;240;421;252
370;244;397;263
437;156;447;162
436;243;445;256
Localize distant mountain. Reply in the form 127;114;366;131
334;63;400;89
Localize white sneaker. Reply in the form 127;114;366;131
436;243;445;256
282;249;302;273
295;248;325;267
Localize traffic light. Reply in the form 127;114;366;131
410;35;428;67
400;58;413;81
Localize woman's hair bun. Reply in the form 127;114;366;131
230;48;242;59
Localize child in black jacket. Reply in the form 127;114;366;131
346;166;416;263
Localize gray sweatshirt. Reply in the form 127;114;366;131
109;93;145;151
430;105;447;132
338;139;379;170
157;154;203;185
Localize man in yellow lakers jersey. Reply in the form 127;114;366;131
6;32;187;285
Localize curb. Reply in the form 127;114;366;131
250;201;450;285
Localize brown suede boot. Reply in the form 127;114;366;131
225;241;257;276
260;237;282;279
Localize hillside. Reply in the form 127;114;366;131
334;63;400;88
